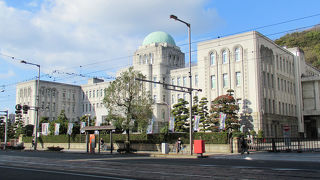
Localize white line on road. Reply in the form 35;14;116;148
0;165;135;180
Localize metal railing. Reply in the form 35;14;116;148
246;138;320;152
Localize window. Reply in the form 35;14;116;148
52;89;55;97
195;75;198;87
163;95;166;102
82;104;84;112
177;77;181;86
211;75;216;89
183;76;187;86
149;53;153;64
93;90;95;98
235;48;240;61
177;94;181;100
144;54;148;64
89;104;91;111
210;52;215;65
153;77;157;88
72;93;75;100
236;72;241;86
139;55;142;64
93;103;95;111
172;95;175;104
53;103;56;112
153;95;157;102
223;73;228;88
222;50;227;64
96;90;99;97
100;89;103;97
271;74;274;88
171;78;175;85
89;91;91;98
183;93;186;100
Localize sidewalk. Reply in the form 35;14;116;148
58;148;320;162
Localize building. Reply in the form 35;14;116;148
16;31;320;137
16;78;109;126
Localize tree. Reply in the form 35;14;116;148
197;97;210;132
103;67;153;149
171;98;189;132
49;110;68;135
210;93;240;131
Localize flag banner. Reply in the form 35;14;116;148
169;117;175;132
54;123;60;135
146;118;154;134
80;122;86;133
193;116;200;132
219;113;226;130
42;123;49;136
67;123;73;135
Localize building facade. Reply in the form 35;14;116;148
16;31;320;137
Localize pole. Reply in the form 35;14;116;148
34;65;40;150
4;110;8;150
188;24;193;155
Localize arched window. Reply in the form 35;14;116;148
149;53;153;64
235;48;240;61
222;50;227;64
210;52;215;65
144;54;148;64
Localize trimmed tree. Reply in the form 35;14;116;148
210;94;240;132
198;97;210;132
171;98;189;132
103;67;153;151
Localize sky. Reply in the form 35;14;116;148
1;0;320;113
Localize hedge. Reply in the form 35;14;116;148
22;132;228;144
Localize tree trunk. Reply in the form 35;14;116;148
125;129;130;152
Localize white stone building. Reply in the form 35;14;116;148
16;31;320;137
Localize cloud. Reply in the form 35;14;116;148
0;69;15;79
0;0;222;76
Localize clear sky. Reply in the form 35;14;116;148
1;0;320;113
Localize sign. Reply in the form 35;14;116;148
80;122;86;133
54;123;60;135
67;123;73;135
41;123;49;136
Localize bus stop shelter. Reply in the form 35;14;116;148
81;125;116;154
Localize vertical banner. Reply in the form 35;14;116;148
55;123;60;135
219;113;226;130
67;123;73;135
169;117;175;132
193;116;200;132
42;123;49;136
146;118;154;134
95;122;100;134
80;122;86;133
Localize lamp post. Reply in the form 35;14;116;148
21;60;40;150
170;14;193;155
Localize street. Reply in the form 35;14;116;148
0;151;319;179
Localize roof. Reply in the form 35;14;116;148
81;125;116;131
142;31;176;46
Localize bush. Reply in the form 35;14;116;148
22;132;228;144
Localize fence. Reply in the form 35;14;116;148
247;138;320;152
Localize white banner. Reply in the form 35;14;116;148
146;118;154;134
193;116;200;132
67;123;73;135
41;123;49;136
169;117;175;132
54;123;60;135
80;122;86;133
219;113;226;130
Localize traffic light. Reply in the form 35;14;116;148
15;104;22;115
23;105;30;114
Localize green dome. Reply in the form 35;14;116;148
142;31;176;46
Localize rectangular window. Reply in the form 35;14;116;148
277;78;280;91
236;72;241;86
262;72;266;87
177;94;181;100
210;53;215;65
223;73;228;88
53;103;56;112
171;78;175;85
153;95;157;102
93;90;95;98
153;77;157;88
100;89;103;97
89;104;91;111
211;75;216;89
172;95;175;104
183;76;187;86
163;95;166;102
177;77;181;86
271;74;274;88
89;91;91;98
195;75;198;87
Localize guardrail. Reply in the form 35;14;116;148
247;138;320;152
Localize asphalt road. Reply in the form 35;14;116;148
0;151;319;179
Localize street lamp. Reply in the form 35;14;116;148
170;14;193;155
21;60;40;150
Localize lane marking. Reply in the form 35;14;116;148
0;165;135;180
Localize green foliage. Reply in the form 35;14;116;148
275;27;320;69
171;98;189;132
197;97;210;132
24;125;34;136
103;67;153;140
47;110;68;135
258;130;264;138
210;94;240;131
22;132;228;144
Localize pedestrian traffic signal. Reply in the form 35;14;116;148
15;104;22;115
22;105;30;114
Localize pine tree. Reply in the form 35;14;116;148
198;97;209;132
171;98;189;132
